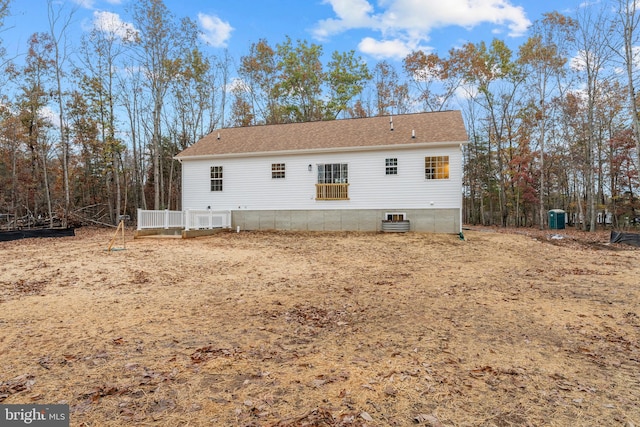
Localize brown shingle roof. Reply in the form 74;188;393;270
176;111;468;159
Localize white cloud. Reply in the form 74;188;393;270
570;49;599;72
314;0;531;59
228;77;250;94
314;0;375;39
93;11;137;41
198;13;233;48
358;37;412;60
570;52;584;71
40;105;60;129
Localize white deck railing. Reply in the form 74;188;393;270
183;209;231;230
137;209;231;231
137;209;184;229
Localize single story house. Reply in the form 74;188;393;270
175;111;469;233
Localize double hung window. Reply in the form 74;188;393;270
210;166;223;191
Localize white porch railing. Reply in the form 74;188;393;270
183;209;231;231
137;209;184;229
137;209;231;231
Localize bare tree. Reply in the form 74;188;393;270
611;0;640;176
131;0;199;209
571;4;616;231
403;51;463;112
47;0;76;227
0;0;12;86
17;33;55;225
78;10;131;223
373;61;408;116
216;49;232;129
118;61;147;211
132;0;176;209
518;12;576;229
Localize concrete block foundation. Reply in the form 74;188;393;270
231;209;460;233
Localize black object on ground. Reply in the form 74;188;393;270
610;230;640;247
0;228;75;242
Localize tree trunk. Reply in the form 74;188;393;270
40;142;53;228
153;97;162;210
114;151;121;220
620;0;640;182
48;0;73;228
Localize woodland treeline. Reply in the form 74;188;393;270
0;0;639;230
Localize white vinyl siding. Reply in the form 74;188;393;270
181;146;463;211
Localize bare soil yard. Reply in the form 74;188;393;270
0;226;639;426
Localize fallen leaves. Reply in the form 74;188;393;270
190;345;242;364
360;411;373;421
0;374;36;402
0;279;48;301
269;407;372;427
72;366;179;423
383;385;397;396
80;384;125;403
413;413;442;426
285;304;350;329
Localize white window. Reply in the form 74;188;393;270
385;158;398;175
272;163;285;179
425;156;449;180
210;166;223;191
316;163;349;200
317;163;348;183
385;212;406;221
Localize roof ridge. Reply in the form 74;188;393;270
210;110;459;132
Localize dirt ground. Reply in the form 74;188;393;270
0;226;639;426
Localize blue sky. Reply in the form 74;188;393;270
3;0;583;67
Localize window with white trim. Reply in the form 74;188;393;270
425;156;449;179
316;163;349;200
318;163;348;183
272;163;285;179
210;166;223;191
385;212;406;221
385;158;398;175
